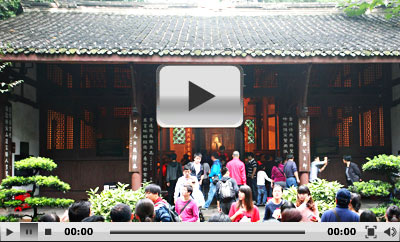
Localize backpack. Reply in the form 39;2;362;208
219;179;235;200
155;201;181;222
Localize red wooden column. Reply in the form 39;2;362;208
298;117;311;185
129;64;142;191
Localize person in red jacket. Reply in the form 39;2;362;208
226;151;246;187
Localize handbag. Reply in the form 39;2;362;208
211;175;220;185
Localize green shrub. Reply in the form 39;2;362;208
0;189;26;200
0;0;21;20
15;157;57;171
349;180;391;197
1;176;70;192
88;183;146;222
283;179;343;216
0;215;19;222
25;197;74;208
362;155;400;174
370;206;387;222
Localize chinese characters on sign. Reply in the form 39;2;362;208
142;116;157;183
129;113;141;173
280;116;296;156
4;104;12;177
298;117;311;172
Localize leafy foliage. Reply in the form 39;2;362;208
24;197;74;208
0;215;20;222
283;179;343;216
349;180;391;197
0;188;26;200
370;206;387;221
88;183;146;222
0;200;22;207
0;62;23;93
362;155;400;174
1;176;71;192
0;0;21;20
340;0;400;19
15;157;57;171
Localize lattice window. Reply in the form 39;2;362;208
81;65;106;88
67;72;73;88
114;67;132;88
328;65;352;88
80;110;95;149
245;119;255;144
359;106;384;147
254;68;278;88
114;107;131;118
308;106;321;117
359;64;383;87
47;65;63;86
47;110;73;150
334;106;353;147
173;128;186;144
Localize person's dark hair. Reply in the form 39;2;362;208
350;193;362;212
236;185;254;212
343;155;352;162
135;198;155;222
386;205;400;222
286;154;294;160
280;201;296;213
281;208;303;222
38;213;60;222
68;201;91;222
211;152;219;160
220;154;226;162
219;146;225;151
183;154;189;160
183;164;192;171
247;152;254;159
81;215;105;222
145;184;161;196
194;152;202;158
208;213;232;222
258;165;265;171
221;166;229;176
360;210;377;222
275;157;283;166
273;184;284;192
170;153;177;160
184;184;193;196
110;203;132;222
313;156;320;161
296;185;316;212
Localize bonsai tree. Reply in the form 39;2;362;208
0;157;74;220
349;154;400;199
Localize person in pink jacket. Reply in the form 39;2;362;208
226;151;246;186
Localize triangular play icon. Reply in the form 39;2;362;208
188;81;215;111
6;228;13;236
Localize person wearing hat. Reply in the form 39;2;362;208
321;188;360;222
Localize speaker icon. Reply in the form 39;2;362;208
384;227;397;237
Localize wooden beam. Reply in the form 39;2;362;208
3;54;400;64
7;69;37;87
9;94;38;109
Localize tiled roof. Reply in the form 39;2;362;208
0;10;400;58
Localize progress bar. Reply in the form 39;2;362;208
110;230;306;235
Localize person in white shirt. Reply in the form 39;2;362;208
174;164;199;203
256;165;272;206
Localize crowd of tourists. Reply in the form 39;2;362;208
38;150;399;223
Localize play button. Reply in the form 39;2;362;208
6;228;13;236
188;81;215;111
157;65;243;127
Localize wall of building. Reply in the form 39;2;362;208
11;63;39;175
391;63;400;155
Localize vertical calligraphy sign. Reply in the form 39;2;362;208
280;116;297;156
142;115;157;183
298;117;311;172
129;111;142;173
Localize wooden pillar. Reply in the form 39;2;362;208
262;97;269;150
0;96;6;180
129;64;142;191
298;64;312;185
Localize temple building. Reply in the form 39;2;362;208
0;2;399;199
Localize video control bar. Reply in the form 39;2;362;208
0;223;398;241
